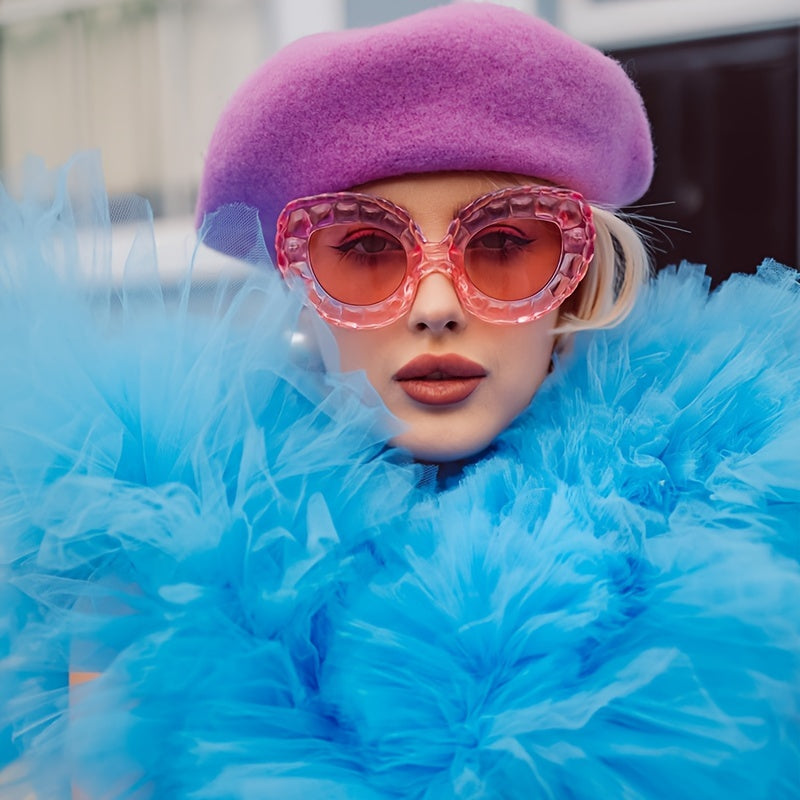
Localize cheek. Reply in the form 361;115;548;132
484;311;558;374
489;316;557;405
327;326;393;375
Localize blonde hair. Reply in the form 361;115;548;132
553;206;652;336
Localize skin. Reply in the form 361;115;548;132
323;172;559;462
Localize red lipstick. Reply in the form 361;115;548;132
393;354;487;406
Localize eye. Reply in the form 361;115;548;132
468;227;534;253
335;230;403;256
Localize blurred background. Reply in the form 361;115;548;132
1;0;798;282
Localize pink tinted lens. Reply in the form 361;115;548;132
463;217;563;300
309;223;408;306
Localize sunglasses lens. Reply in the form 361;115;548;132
308;223;407;306
464;217;563;301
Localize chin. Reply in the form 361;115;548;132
391;428;496;464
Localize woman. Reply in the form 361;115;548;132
196;1;652;463
1;4;798;798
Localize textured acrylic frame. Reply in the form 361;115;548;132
275;185;595;329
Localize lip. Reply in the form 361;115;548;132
393;354;487;406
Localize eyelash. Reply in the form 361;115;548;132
334;231;402;256
469;230;533;249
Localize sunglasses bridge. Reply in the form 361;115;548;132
408;232;462;287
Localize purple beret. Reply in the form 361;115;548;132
196;2;653;247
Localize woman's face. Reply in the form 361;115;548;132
321;172;559;462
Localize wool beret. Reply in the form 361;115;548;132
196;2;653;248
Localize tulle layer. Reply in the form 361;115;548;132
0;155;798;798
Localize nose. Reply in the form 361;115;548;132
406;270;467;333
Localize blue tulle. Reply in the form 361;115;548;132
0;155;798;798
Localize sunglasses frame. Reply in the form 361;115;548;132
275;184;595;329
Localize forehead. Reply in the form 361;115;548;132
351;171;536;225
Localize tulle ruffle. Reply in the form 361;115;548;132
1;155;798;798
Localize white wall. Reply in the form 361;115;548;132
0;0;277;210
557;0;800;48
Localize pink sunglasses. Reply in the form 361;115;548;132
275;185;595;329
